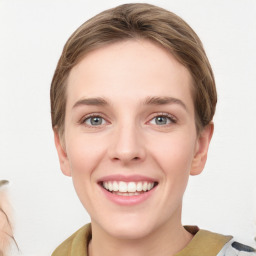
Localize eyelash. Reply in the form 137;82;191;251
80;113;108;128
148;113;177;126
79;112;177;128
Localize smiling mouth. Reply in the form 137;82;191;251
100;181;158;196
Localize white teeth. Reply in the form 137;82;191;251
147;183;153;190
113;181;118;191
137;182;142;191
102;181;155;193
103;182;108;190
108;182;113;191
115;192;142;196
127;182;136;192
119;181;128;192
142;182;148;191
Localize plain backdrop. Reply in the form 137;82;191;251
0;0;256;255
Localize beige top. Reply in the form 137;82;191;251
51;223;232;256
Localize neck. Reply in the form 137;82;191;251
88;214;193;256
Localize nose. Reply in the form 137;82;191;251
108;123;146;164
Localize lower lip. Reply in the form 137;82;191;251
100;185;157;206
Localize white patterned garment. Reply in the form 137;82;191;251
217;240;256;256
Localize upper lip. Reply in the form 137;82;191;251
98;174;158;183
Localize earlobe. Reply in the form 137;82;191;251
190;122;214;176
53;128;71;177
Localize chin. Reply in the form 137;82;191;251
108;223;153;240
97;213;157;240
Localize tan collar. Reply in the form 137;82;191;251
52;224;232;256
52;223;91;256
175;226;232;256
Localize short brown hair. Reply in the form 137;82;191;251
50;3;217;135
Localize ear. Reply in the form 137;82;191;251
190;122;214;176
53;129;71;177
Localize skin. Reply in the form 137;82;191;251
54;39;213;256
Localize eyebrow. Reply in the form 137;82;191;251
144;96;187;111
72;97;108;109
72;96;187;111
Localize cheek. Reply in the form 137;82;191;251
149;132;196;188
153;133;195;167
65;133;107;177
64;134;107;210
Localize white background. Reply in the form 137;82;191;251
0;0;256;255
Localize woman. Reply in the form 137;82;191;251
50;3;255;256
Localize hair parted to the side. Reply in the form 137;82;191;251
50;3;217;136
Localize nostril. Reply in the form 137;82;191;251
111;156;141;162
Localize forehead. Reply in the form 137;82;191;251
66;39;194;111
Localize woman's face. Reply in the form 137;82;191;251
55;39;212;239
